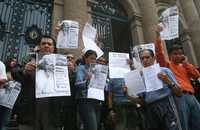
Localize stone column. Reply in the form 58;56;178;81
59;0;90;56
179;0;200;66
129;14;145;45
193;0;200;18
52;0;64;36
180;32;198;66
120;0;145;46
138;0;159;43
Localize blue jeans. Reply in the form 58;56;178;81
0;106;12;130
78;99;101;130
174;93;200;130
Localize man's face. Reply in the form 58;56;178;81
170;49;184;64
139;50;155;67
66;54;75;63
39;38;54;54
10;59;17;67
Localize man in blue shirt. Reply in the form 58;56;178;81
131;49;183;130
107;78;143;130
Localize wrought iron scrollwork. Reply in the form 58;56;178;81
0;19;5;41
0;0;53;62
88;0;127;18
25;25;42;47
87;0;129;55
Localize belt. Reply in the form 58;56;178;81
182;91;194;95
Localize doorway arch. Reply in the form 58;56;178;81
87;0;142;56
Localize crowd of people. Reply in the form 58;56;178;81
0;25;200;130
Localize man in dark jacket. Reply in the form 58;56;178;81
12;35;77;130
12;35;57;130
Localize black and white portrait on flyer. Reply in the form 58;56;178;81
56;20;79;49
36;53;71;98
159;6;179;40
0;81;21;109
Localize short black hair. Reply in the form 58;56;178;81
37;35;56;48
168;44;183;54
139;49;154;57
84;50;97;58
38;34;57;52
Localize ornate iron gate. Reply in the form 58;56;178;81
0;0;53;62
88;0;130;56
91;15;113;54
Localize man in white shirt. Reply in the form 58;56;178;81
0;60;10;130
0;61;7;87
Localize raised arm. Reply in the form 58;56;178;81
154;26;170;67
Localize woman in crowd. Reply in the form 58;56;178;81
75;50;101;130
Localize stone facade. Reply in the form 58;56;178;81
52;0;200;66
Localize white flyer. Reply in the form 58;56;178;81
88;64;108;90
56;20;79;49
87;64;108;101
159;6;179;40
83;23;97;41
54;66;70;92
0;81;21;109
143;64;163;92
88;88;104;101
124;70;146;96
36;53;71;98
109;52;130;78
82;23;104;58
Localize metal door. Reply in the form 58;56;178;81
0;0;53;62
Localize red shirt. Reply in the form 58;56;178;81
155;38;200;93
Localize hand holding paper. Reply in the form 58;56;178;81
124;70;145;96
157;72;171;85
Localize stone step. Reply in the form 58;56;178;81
7;119;19;130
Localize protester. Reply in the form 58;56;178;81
105;56;144;130
95;56;108;130
107;77;142;130
0;60;9;130
129;49;182;130
0;61;7;86
11;35;69;130
75;50;102;130
63;53;77;130
155;25;200;130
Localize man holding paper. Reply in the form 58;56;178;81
155;25;200;130
128;49;182;130
11;35;74;130
106;57;142;130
